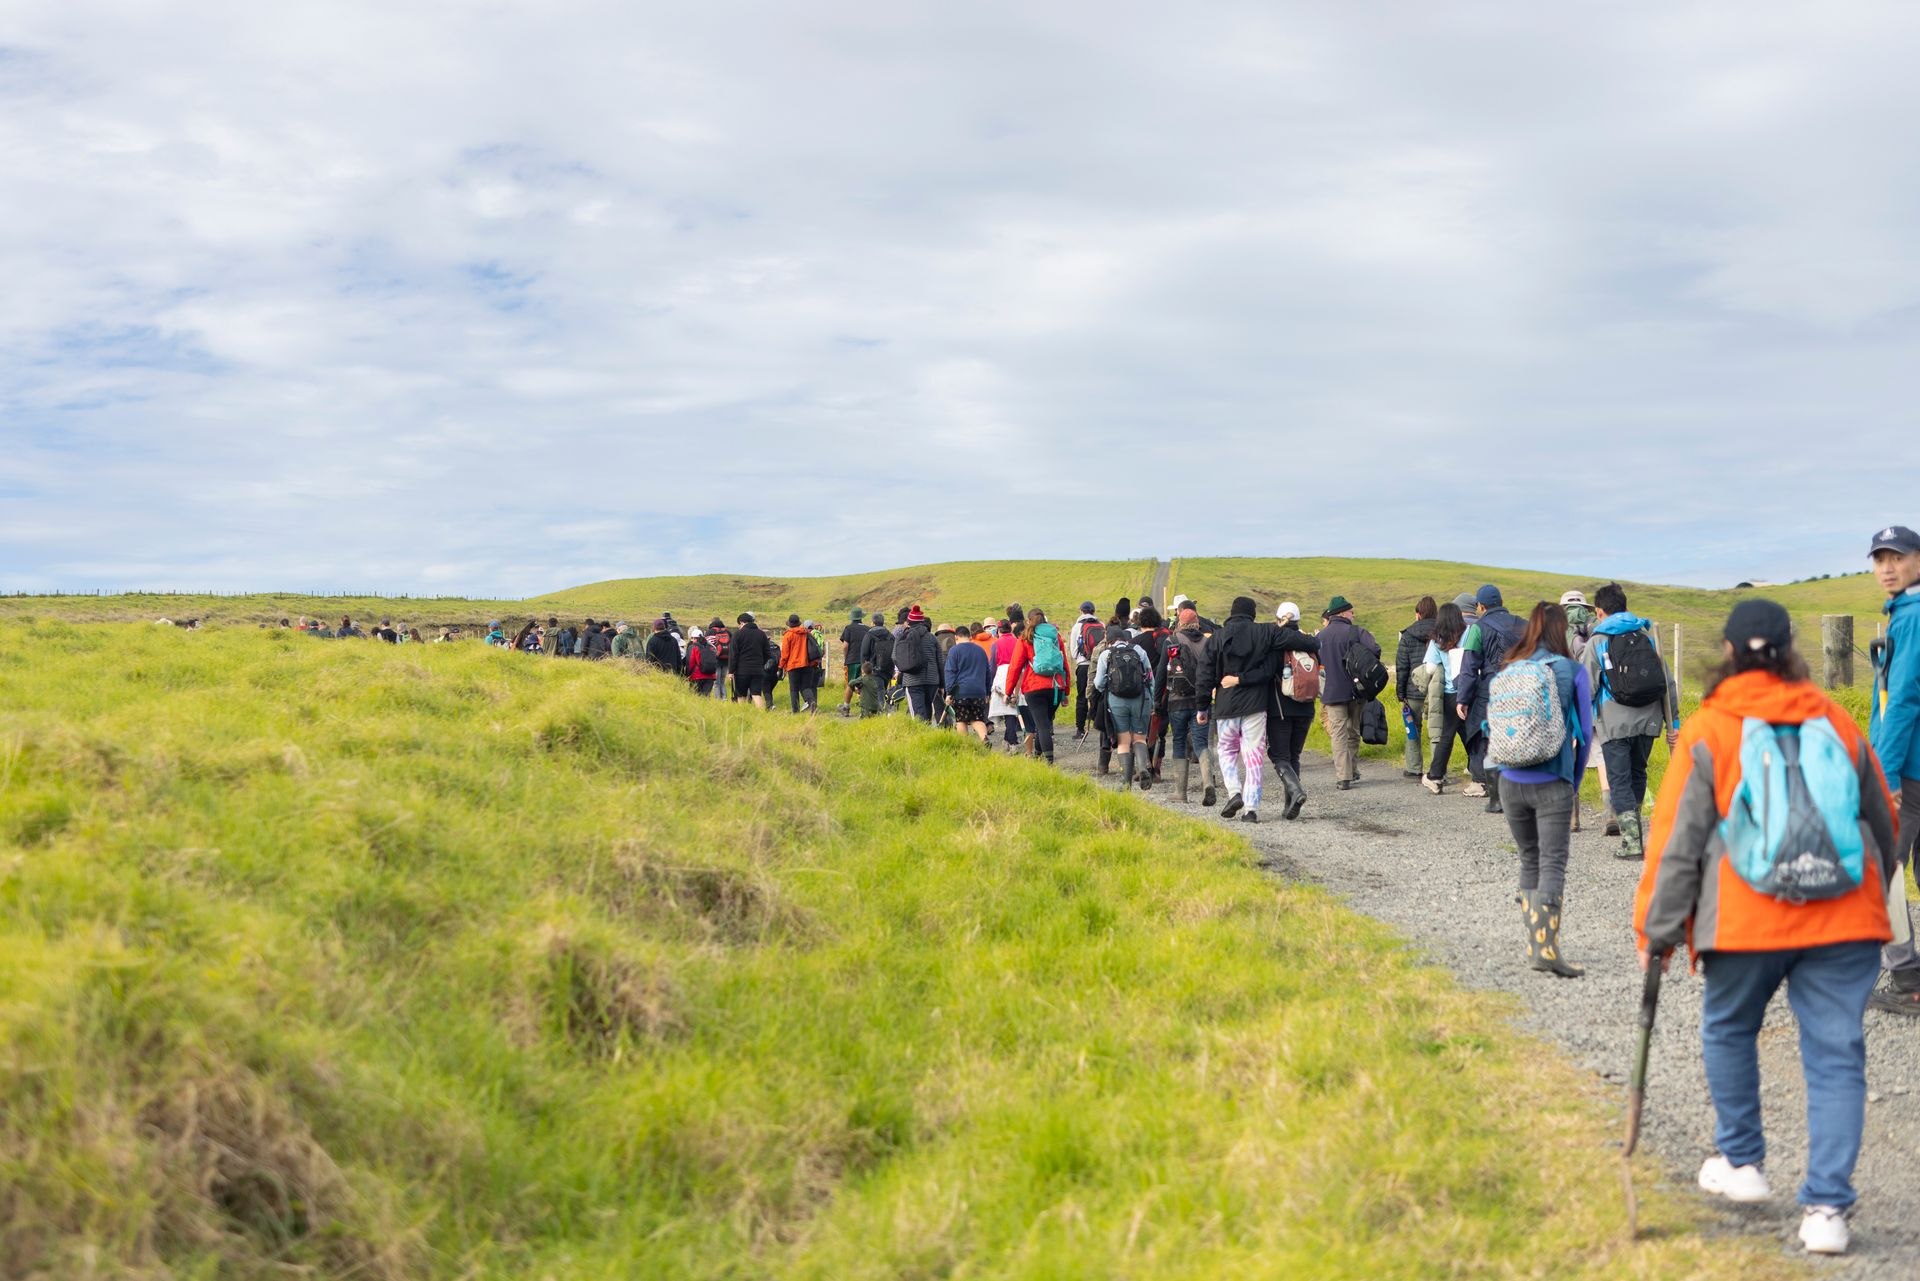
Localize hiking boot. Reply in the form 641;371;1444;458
1799;1207;1849;1255
1617;811;1645;860
1402;770;1423;779
1461;781;1488;798
1241;809;1258;823
1336;780;1352;791
1176;759;1191;803
1867;983;1920;1016
1421;775;1443;796
1072;730;1086;742
1220;792;1244;819
1520;890;1583;978
1697;1155;1771;1204
1202;784;1217;806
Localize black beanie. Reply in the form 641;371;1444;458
1230;595;1256;618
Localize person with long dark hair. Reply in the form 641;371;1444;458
1421;602;1469;795
1490;601;1593;978
1636;600;1896;1256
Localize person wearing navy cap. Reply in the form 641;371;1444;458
1868;525;1920;1014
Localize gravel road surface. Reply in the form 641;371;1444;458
1057;735;1920;1275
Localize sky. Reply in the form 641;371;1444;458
4;1;1919;596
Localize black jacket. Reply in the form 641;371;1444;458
1268;623;1322;720
730;622;772;677
1315;616;1379;706
1199;609;1277;720
860;624;896;685
1394;617;1436;701
895;623;942;688
644;632;681;672
585;628;612;660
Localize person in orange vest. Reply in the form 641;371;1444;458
1635;600;1896;1257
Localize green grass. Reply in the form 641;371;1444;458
1171;557;1886;688
0;561;1158;635
0;627;1801;1279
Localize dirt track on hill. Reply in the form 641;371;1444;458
1054;733;1920;1277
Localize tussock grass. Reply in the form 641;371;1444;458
0;627;1799;1279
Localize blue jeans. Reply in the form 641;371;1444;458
1168;705;1208;760
1700;940;1880;1208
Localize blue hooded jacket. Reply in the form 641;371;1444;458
1591;612;1652;705
1871;587;1920;785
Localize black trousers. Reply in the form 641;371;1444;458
1074;665;1091;733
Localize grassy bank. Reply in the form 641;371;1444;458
0;627;1798;1279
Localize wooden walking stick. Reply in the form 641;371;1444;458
1623;951;1666;1238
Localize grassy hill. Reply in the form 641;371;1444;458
1171;557;1883;687
0;561;1159;634
0;626;1796;1279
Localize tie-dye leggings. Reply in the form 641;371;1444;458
1215;711;1268;809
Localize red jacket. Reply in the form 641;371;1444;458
1005;631;1069;698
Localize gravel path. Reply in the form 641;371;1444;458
1056;735;1920;1275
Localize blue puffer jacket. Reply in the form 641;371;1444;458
1871;588;1920;785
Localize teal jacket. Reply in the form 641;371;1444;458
1871;587;1920;784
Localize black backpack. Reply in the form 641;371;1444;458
806;633;823;664
555;626;576;655
1107;643;1146;699
1163;638;1200;701
1603;629;1666;707
895;631;925;675
1360;699;1390;745
1341;631;1390;702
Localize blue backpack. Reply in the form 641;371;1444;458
1031;624;1065;678
1720;717;1865;902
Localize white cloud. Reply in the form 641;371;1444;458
3;0;1919;594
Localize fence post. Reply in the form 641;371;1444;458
1822;615;1854;689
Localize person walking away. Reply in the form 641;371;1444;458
1422;603;1469;794
1455;585;1525;812
1561;591;1597;661
1635;599;1895;1256
837;607;867;715
1004;610;1068;763
990;620;1023;750
610;621;641;659
729;613;772;709
584;621;612;660
1867;525;1920;1014
1095;626;1156;789
644;620;681;672
538;617;561;655
1162;602;1215;803
1069;601;1104;741
706;619;732;699
1487;602;1593;978
686;627;720;696
858;615;895;718
1581;582;1681;859
1200;596;1276;822
1395;596;1438;779
779;614;815;713
893;607;944;721
1266;602;1320;819
944;621;995;742
1315;596;1379;791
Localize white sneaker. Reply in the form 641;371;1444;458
1798;1206;1849;1254
1461;781;1488;798
1697;1154;1771;1203
1421;775;1444;795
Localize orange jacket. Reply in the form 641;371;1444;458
971;632;994;659
779;627;813;672
1634;671;1896;959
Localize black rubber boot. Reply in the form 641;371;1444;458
1200;753;1217;806
1134;745;1153;790
1485;774;1503;815
1279;764;1307;821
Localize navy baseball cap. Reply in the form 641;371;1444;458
1870;525;1920;556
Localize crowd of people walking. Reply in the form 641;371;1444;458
273;528;1920;1258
